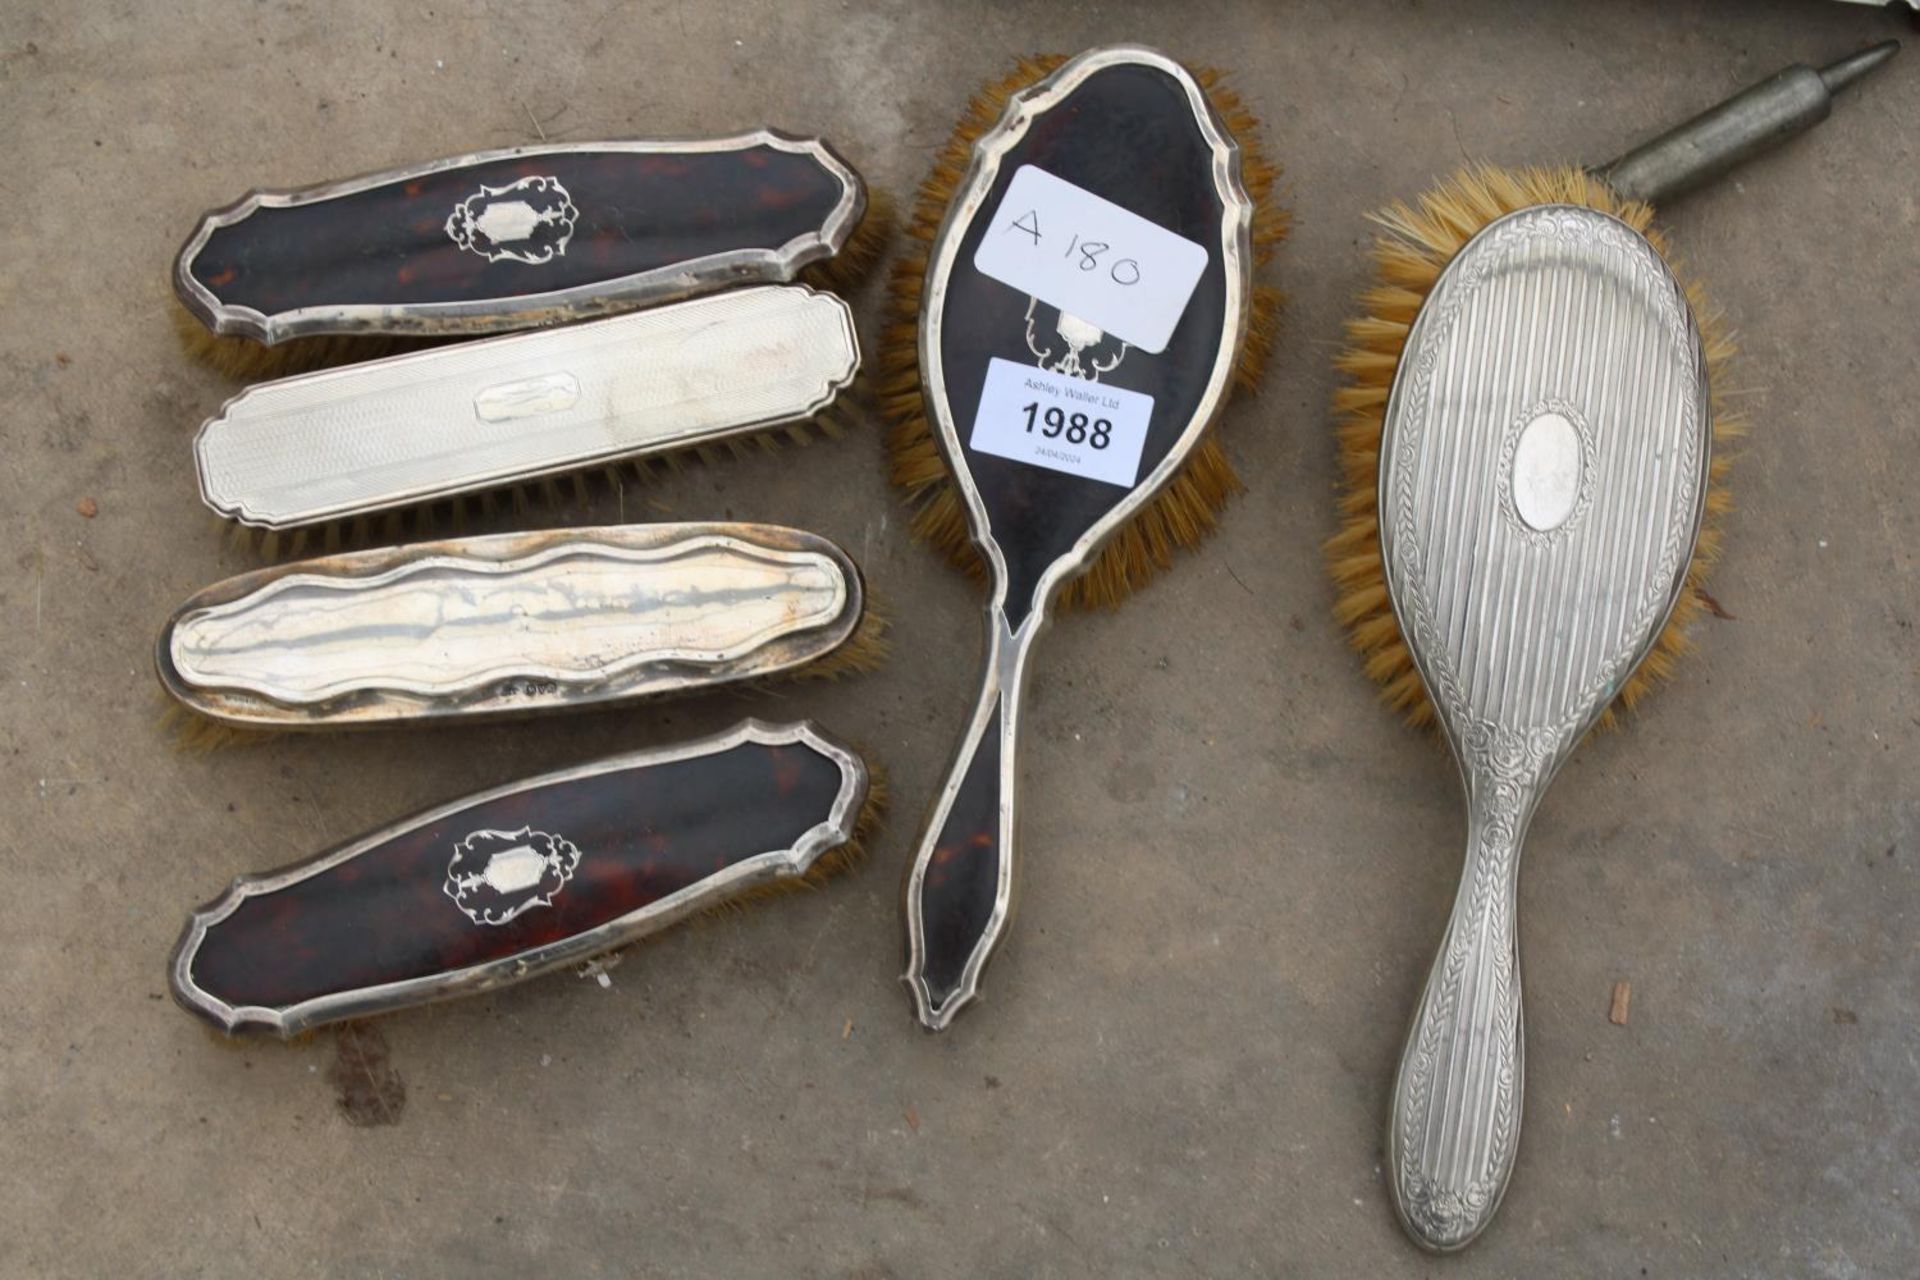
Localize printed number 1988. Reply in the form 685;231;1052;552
1021;402;1113;450
968;356;1152;488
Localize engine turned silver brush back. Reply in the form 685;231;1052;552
194;285;858;530
1379;204;1710;1250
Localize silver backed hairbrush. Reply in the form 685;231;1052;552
1326;41;1898;1252
1378;208;1709;1247
158;523;880;738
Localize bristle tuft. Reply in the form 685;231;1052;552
791;597;892;682
210;382;870;558
158;697;277;752
172;304;415;381
879;54;1287;609
199;1020;319;1048
699;765;888;913
803;187;896;295
1325;163;1741;732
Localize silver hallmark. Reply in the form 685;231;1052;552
156;523;863;729
1378;205;1710;1250
444;827;583;925
444;175;578;264
193;285;859;530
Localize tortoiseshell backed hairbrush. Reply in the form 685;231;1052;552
897;47;1258;1030
170;721;875;1037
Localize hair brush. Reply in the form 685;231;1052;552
173;133;889;380
1323;41;1898;1252
157;522;886;747
171;720;880;1037
882;46;1287;1030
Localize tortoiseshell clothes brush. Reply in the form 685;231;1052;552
170;720;881;1037
173;132;889;378
1323;41;1897;1252
882;46;1287;1030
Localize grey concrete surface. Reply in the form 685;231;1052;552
2;2;1915;1276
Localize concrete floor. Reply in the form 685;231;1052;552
2;1;1915;1275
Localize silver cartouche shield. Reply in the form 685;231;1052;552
194;285;859;530
1379;205;1709;1250
158;523;863;729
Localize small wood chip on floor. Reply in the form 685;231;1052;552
1609;980;1632;1026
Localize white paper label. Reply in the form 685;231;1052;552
967;357;1154;488
971;165;1208;354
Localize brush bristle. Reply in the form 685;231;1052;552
690;765;888;915
1325;163;1744;732
880;54;1289;610
789;596;892;683
798;763;887;888
172;304;419;380
198;1021;321;1046
158;696;279;752
212;387;867;560
802;187;896;295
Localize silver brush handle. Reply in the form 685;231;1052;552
900;604;1039;1031
1388;779;1539;1251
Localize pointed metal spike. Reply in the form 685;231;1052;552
1820;39;1900;97
1596;40;1902;205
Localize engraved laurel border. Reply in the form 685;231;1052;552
1385;205;1706;737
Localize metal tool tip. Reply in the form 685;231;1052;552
1819;39;1900;96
